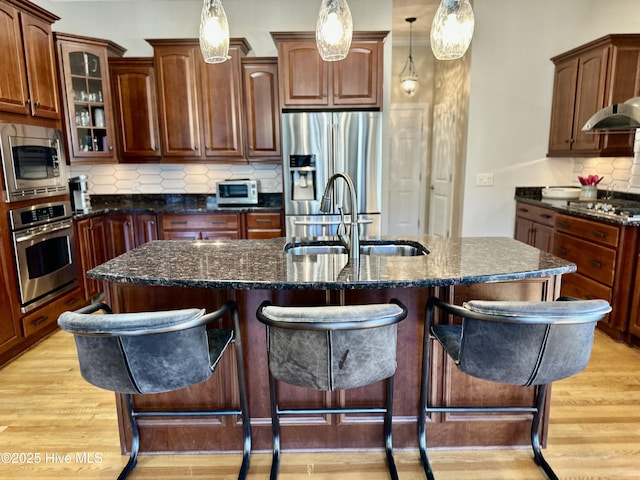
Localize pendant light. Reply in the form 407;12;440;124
316;0;353;62
399;17;418;97
199;0;230;64
430;0;475;61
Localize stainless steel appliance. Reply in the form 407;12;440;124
216;179;258;205
9;200;77;313
69;175;91;213
282;111;382;239
0;123;69;202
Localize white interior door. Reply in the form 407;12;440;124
428;103;455;238
385;105;428;235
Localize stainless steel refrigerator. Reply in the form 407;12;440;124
282;111;382;239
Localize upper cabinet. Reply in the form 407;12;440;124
55;33;125;163
0;0;59;120
272;31;387;110
548;34;640;157
109;57;161;161
242;57;281;161
148;38;250;162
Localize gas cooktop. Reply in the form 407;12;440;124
568;198;640;222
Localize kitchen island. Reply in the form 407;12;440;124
87;236;575;455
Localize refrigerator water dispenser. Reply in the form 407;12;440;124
290;154;316;201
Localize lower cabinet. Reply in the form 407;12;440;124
245;212;283;239
514;202;555;252
75;215;107;301
160;213;240;240
628;253;640;340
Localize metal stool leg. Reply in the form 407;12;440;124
268;370;281;480
230;303;252;480
117;394;139;480
384;375;399;480
531;384;559;480
418;301;436;480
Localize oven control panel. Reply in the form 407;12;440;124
9;201;72;231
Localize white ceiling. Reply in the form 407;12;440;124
392;0;439;41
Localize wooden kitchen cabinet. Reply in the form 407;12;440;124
548;34;640;157
514;202;555;252
108;57;161;161
0;0;60;119
149;38;250;162
245;212;283;239
104;212;158;258
75;215;107;301
627;253;640;340
272;31;387;109
55;33;125;163
242;57;281;161
160;213;240;240
553;213;638;339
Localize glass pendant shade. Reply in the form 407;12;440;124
399;17;418;97
316;0;353;62
199;0;230;64
430;0;475;61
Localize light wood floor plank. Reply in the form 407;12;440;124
0;330;638;479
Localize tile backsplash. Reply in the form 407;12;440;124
572;155;640;194
69;163;283;195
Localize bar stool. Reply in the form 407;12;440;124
57;301;251;480
418;295;611;480
256;299;408;480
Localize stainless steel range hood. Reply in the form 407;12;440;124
582;97;640;132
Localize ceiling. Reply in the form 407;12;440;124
392;0;440;41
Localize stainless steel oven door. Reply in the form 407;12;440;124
12;219;77;313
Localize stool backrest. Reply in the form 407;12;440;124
458;320;597;386
257;302;407;391
58;307;213;394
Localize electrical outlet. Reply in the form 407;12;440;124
476;173;494;186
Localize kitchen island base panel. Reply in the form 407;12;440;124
106;277;558;454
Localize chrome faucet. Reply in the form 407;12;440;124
320;172;360;262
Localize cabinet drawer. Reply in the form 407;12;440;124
554;232;616;286
515;203;555;227
246;212;282;229
560;272;612;303
162;214;239;231
555;214;619;247
22;288;84;338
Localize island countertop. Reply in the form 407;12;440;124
88;235;576;290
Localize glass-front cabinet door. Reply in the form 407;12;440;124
56;34;122;163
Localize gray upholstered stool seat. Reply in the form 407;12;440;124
58;301;251;480
257;300;407;480
418;296;611;480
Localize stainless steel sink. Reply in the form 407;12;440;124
284;240;428;256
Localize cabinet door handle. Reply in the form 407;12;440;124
34;101;41;107
25;98;31;106
194;145;199;151
589;259;603;268
31;316;48;327
556;247;568;255
558;221;571;228
591;230;607;238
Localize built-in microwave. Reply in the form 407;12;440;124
216;179;258;205
0;123;69;202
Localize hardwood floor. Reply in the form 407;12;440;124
0;329;638;479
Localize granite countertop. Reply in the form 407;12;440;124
88;236;576;290
515;186;640;226
75;193;283;218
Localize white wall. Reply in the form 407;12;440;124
463;0;640;236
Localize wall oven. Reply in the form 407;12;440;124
0;123;69;202
9;201;77;313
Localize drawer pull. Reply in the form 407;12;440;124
591;230;607;238
31;316;48;327
556;247;568;255
558;221;571;228
539;214;553;219
171;221;188;225
584;294;594;300
211;220;228;225
589;259;603;268
66;297;81;307
255;219;273;224
517;208;529;213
